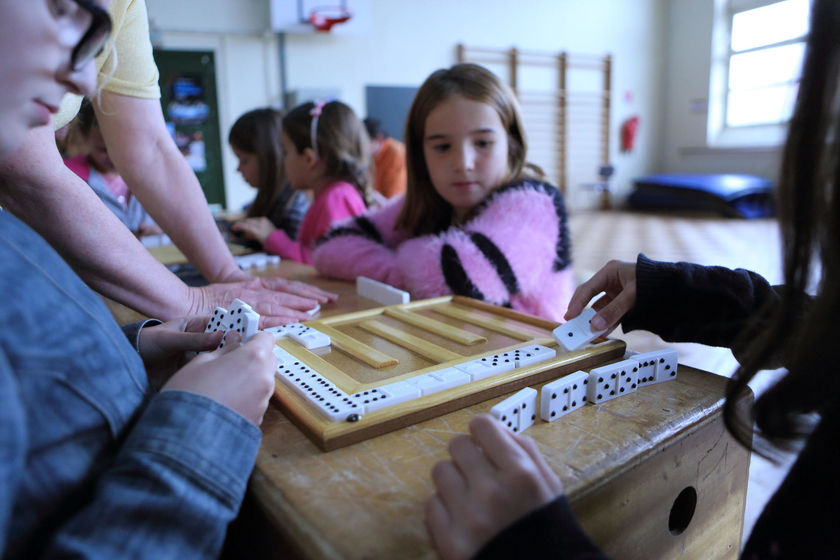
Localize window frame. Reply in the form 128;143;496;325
707;0;809;148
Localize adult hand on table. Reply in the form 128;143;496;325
90;93;335;324
191;276;337;327
564;259;637;334
426;415;564;560
162;331;277;426
231;217;277;244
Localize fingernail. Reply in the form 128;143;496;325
591;315;606;330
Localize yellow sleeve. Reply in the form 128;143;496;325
55;0;160;129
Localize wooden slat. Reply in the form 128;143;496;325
310;323;398;369
275;338;363;394
383;308;486;346
454;296;558;330
358;320;463;362
432;305;537;341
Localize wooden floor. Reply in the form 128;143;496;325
569;209;795;543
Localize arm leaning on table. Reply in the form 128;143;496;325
0;0;334;325
96;91;248;285
0;124;333;325
94;91;337;320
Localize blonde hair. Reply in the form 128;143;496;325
396;63;532;235
282;100;371;206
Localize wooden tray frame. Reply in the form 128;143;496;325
272;296;626;451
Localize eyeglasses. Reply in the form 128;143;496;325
70;0;113;72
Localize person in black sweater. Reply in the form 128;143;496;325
425;1;840;558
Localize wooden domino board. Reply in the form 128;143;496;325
272;296;626;450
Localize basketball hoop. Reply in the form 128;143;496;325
308;5;352;32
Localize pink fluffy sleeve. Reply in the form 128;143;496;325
394;185;574;321
311;196;409;287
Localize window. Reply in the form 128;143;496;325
708;0;810;147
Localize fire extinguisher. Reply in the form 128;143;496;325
621;116;640;152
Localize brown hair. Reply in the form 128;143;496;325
75;98;99;138
396;63;533;235
724;0;840;458
228;108;287;219
282;100;371;205
57;99;97;159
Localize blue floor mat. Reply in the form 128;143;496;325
628;174;775;218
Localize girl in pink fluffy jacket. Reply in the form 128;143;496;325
312;63;573;321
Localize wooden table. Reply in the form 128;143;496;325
106;258;751;559
228;262;751;560
110;212;762;558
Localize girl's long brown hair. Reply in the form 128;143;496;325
282;101;371;206
228;108;286;218
723;0;840;457
396;63;531;235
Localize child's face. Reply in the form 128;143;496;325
232;146;259;188
0;0;104;155
423;94;509;221
281;130;309;190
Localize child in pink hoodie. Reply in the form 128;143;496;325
312;64;573;321
233;100;369;264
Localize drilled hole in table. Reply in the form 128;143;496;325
668;486;697;536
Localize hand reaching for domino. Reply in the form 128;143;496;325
563;259;638;337
553;308;608;351
426;415;564;560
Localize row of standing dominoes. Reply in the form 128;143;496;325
491;348;678;433
274;343;558;424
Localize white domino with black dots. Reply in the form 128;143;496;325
633;349;678;386
228;299;260;340
205;307;229;333
203;299;260;349
455;353;517;380
540;370;589;422
263;323;331;349
552;308;608;351
490;387;538;433
454;344;555;381
283;323;331;349
586;359;640;404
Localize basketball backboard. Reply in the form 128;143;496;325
270;0;371;35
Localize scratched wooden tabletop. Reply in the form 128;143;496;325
245;263;745;560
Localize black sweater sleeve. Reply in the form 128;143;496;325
622;254;782;356
474;496;608;560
